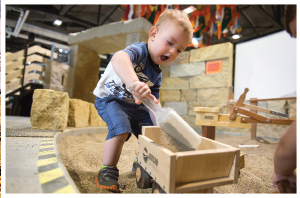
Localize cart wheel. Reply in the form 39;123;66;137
152;181;165;193
136;162;151;189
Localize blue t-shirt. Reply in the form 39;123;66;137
93;42;162;102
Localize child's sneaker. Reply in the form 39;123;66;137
132;157;138;172
95;166;119;193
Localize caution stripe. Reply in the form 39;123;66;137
37;138;76;193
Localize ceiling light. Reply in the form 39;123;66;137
232;34;241;39
183;6;196;14
53;19;63;26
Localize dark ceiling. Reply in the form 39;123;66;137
5;4;287;53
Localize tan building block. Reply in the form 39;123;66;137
189;58;232;89
44;60;75;97
30;89;69;131
68;17;152;55
170;61;205;77
161;51;190;67
181;89;196;102
189;42;233;62
89;103;107;127
160;90;181;103
161;77;189;90
197;87;229;102
69;44;101;103
68;99;90;128
161;65;171;78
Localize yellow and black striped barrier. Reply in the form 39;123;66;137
37;138;76;193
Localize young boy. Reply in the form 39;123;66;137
93;9;193;192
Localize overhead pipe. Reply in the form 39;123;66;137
14;10;30;37
6;7;30;38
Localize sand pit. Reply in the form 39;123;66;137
57;130;278;193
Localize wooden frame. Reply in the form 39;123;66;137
138;126;240;193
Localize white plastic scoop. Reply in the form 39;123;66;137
127;85;201;148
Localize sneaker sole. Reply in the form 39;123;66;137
95;178;120;193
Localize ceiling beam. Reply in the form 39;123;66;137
6;19;68;42
59;5;76;16
254;5;282;28
11;5;97;28
100;5;119;25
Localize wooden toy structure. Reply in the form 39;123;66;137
194;86;296;140
135;126;240;193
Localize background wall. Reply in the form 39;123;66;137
234;30;297;100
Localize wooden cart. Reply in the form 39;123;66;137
136;126;240;193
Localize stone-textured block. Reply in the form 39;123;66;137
181;90;196;102
68;99;90;128
163;102;187;115
189;42;233;62
30;89;69;131
70;44;101;103
89;103;107;127
161;65;171;78
161;77;189;90
161;51;189;67
170;61;205;77
68;17;152;55
189;59;231;89
197;87;229;102
160;90;181;102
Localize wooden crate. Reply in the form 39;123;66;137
194;107;220;122
138;126;240;193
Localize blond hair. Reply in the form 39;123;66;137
155;9;193;40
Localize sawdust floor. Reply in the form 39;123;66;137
57;132;279;193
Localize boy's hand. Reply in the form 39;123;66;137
129;81;158;105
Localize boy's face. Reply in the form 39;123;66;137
148;21;191;65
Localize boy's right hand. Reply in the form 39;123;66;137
128;81;158;105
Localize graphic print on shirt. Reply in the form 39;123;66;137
133;63;154;87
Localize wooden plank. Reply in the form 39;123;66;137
6;49;25;63
229;149;240;184
196;113;218;122
6;64;45;83
228;86;234;113
175;148;236;184
5;66;24;82
6;54;47;72
6;58;24;72
236;107;270;123
249;97;296;102
195;114;252;128
194;107;219;113
6;73;43;93
6;45;57;64
250;98;258;139
27;45;58;59
175;176;233;193
138;135;175;193
240;152;245;169
142;126;163;144
196;135;238;150
229;88;249;120
270;118;294;125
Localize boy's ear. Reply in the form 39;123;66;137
149;26;158;41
